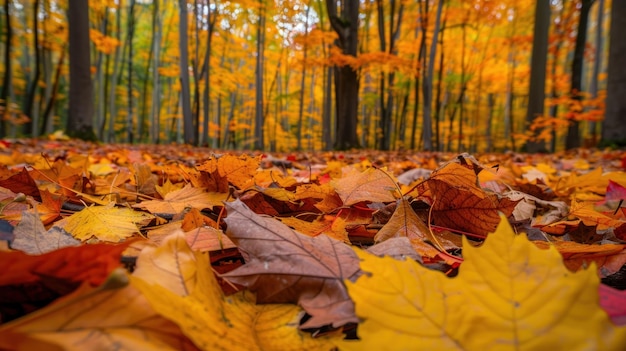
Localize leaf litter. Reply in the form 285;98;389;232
0;140;626;350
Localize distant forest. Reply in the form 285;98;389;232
1;0;626;151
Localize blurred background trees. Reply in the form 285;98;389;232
0;0;622;151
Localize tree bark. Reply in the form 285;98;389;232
253;0;266;150
66;0;96;141
179;0;195;145
565;0;595;150
1;0;12;137
602;0;626;146
23;0;41;136
326;0;360;150
421;0;444;151
525;0;550;152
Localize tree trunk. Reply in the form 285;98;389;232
151;0;161;144
297;4;311;151
66;0;96;141
23;0;41;136
525;0;550;152
1;0;12;137
126;0;136;143
565;0;595;150
327;0;360;150
602;0;626;146
421;0;444;151
179;0;195;145
254;0;266;150
107;3;123;142
587;0;604;145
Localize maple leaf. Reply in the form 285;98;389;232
131;232;338;351
196;154;260;191
338;214;626;350
57;202;154;242
0;168;40;199
331;167;399;206
222;199;361;328
374;198;442;259
11;211;79;254
427;162;519;236
0;269;199;351
134;184;228;215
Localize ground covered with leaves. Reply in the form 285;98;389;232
1;139;626;350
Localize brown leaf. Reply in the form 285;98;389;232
427;163;519;236
0;168;40;199
223;199;360;329
331;167;399;206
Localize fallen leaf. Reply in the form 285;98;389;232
599;284;626;326
133;232;198;296
0;241;130;322
331;167;399;206
185;225;236;252
131;232;338;351
58;202;154;242
11;212;79;254
366;237;421;262
374;198;442;259
223;199;361;328
197;154;260;191
533;240;626;272
0;269;199;351
135;184;228;215
0;168;40;199
338;214;626;350
427;163;519;236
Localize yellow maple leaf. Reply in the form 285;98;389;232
0;269;198;351
132;233;339;351
338;214;626;350
59;202;154;242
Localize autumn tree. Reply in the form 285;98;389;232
602;0;626;146
326;0;360;150
66;0;96;141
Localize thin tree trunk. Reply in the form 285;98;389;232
126;0;136;143
588;0;604;145
108;2;124;142
178;0;195;145
297;4;311;150
566;0;595;150
421;0;444;151
254;0;266;150
525;0;550;152
1;0;12;137
151;0;161;144
23;0;41;136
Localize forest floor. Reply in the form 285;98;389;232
1;138;626;350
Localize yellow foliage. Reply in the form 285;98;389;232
132;233;339;351
338;214;626;350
